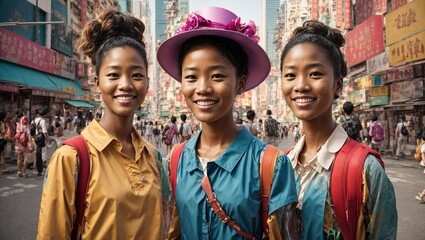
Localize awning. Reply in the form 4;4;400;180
65;100;94;108
0;60;84;94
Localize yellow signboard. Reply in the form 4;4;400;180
368;86;389;97
389;31;425;66
356;76;373;89
386;0;425;46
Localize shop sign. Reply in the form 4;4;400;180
0;84;19;93
385;0;425;46
368;86;389;97
77;62;85;78
373;76;382;85
356;75;373;89
382;65;414;84
0;28;76;79
345;15;385;67
344;0;351;29
370;95;389;106
355;0;387;26
367;50;389;74
64;86;75;93
390;79;424;101
311;0;319;20
391;0;408;11
388;31;425;66
347;89;367;103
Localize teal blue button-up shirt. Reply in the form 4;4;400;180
173;128;298;239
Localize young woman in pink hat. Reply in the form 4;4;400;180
158;7;299;239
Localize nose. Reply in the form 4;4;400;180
294;75;310;92
195;77;212;95
118;75;134;91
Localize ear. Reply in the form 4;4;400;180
237;75;247;95
94;76;101;93
334;77;343;99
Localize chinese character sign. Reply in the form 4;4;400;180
389;31;425;66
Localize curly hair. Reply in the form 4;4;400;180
280;20;347;80
77;9;147;75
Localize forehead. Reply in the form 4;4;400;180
282;43;332;66
102;47;146;66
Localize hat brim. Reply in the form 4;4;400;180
157;28;271;92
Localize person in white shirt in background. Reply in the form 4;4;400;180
395;115;409;158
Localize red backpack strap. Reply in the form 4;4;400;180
330;138;384;240
284;146;295;155
260;145;280;239
170;142;186;199
62;135;90;240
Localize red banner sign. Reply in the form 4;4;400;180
311;0;319;20
336;0;343;27
391;0;408;11
0;84;19;93
345;15;384;67
0;28;76;79
344;0;352;29
381;65;414;84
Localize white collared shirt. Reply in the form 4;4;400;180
286;124;348;207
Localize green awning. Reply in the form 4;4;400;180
65;100;94;108
0;60;83;94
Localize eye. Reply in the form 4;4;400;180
106;73;119;79
132;73;145;79
309;71;322;78
283;73;295;79
183;75;197;82
211;74;225;80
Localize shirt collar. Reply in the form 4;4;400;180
184;127;253;173
82;119;147;157
288;124;347;172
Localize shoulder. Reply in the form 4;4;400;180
421;143;425;152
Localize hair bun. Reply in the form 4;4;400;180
292;20;345;48
78;9;146;62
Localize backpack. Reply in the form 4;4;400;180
153;128;160;136
76;118;85;129
3;124;13;142
62;135;90;240
400;124;408;136
164;124;176;145
415;141;425;161
372;122;384;142
30;121;36;136
285;138;384;240
170;142;280;239
34;120;45;146
342;117;360;140
179;123;184;135
265;118;278;137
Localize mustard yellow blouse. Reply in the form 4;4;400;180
37;120;168;239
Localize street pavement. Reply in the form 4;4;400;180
0;133;424;239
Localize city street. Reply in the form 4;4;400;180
0;134;424;239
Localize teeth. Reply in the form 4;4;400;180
294;98;314;103
196;101;216;106
116;96;134;101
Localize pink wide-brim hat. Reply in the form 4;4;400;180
157;6;271;92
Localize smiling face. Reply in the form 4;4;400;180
95;46;148;119
281;43;342;122
181;44;246;125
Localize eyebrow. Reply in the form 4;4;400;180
105;65;145;70
183;65;227;72
283;63;325;70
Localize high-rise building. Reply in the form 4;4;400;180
118;0;132;12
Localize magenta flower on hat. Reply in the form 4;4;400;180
176;13;211;34
225;17;260;43
176;13;260;43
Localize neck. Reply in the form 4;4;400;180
301;117;336;153
98;113;134;143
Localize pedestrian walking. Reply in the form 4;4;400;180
280;20;397;239
340;101;363;142
264;110;279;147
153;122;162;148
164;116;178;155
37;9;169;239
395;116;409;158
157;7;299;239
369;115;385;152
178;114;192;143
34;106;50;176
0;110;7;173
14;109;30;177
245;110;259;136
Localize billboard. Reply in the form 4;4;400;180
386;0;425;46
51;0;73;56
388;31;425;66
366;50;389;74
345;15;385;67
390;79;424;101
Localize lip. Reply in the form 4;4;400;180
114;94;137;104
291;96;316;107
193;98;218;110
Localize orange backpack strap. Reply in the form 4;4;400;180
260;145;280;239
170;142;186;199
62;135;90;240
330;138;384;240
